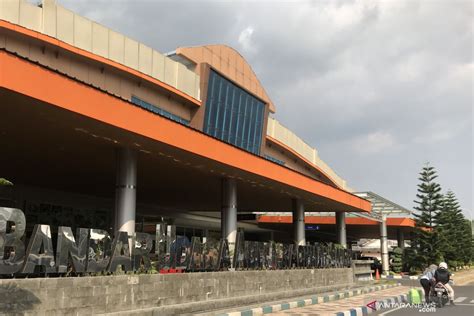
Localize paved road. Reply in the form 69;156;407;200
373;284;474;316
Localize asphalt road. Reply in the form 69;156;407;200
373;284;474;316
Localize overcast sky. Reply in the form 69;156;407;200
59;0;473;216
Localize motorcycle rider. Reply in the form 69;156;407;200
433;262;454;305
420;264;437;303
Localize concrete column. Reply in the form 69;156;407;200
221;178;237;245
292;199;306;246
397;229;405;249
336;212;347;248
269;231;275;242
221;207;227;238
114;148;137;236
380;214;389;275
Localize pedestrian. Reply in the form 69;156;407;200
420;264;437;303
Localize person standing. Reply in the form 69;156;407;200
420;264;437;303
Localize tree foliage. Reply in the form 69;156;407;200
436;191;473;268
411;163;444;268
390;247;403;273
405;164;473;271
0;178;13;186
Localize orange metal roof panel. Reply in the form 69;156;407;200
0;21;201;108
258;216;415;227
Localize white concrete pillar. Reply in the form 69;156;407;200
114;148;137;237
336;212;347;248
380;214;389;275
292;199;306;246
221;178;237;245
397;229;405;249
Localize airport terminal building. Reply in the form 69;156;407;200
0;1;424;314
0;0;374;249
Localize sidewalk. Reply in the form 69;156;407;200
453;268;474;286
194;283;406;316
381;274;419;280
268;286;410;316
382;268;474;285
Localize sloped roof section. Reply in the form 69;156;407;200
266;117;350;190
175;45;276;113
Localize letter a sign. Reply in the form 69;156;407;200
366;301;376;311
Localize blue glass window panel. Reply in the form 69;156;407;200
213;76;222;136
247;98;257;152
209;74;220;135
222;83;234;141
205;71;218;136
203;70;265;155
227;88;237;143
130;96;189;125
217;79;227;139
235;89;244;147
240;94;250;150
204;72;216;134
253;104;264;153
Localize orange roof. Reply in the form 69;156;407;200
0;21;201;108
258;215;415;227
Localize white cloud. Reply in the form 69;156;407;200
413;119;470;145
238;26;255;54
324;0;377;29
352;131;398;154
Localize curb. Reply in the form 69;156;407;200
381;275;419;280
335;288;424;316
217;283;400;316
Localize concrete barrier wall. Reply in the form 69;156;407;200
0;268;354;315
352;260;374;282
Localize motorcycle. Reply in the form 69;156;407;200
430;282;449;307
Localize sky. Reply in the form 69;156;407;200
58;0;473;217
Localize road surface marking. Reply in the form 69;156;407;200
379;306;405;315
453;297;467;303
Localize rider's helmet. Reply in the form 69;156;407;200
439;262;448;270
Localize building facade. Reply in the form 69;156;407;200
0;0;371;250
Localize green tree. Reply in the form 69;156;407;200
436;191;473;268
458;218;473;266
436;191;461;268
390;247;403;273
402;247;418;274
411;163;444;269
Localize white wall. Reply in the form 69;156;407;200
0;0;200;100
267;117;349;190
